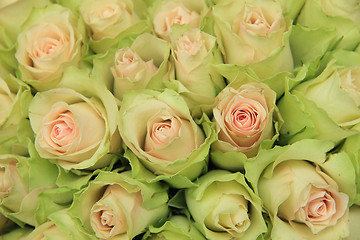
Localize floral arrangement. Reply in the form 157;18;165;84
0;0;359;239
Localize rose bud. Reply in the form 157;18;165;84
245;139;354;240
212;0;293;78
211;81;279;170
69;171;169;239
151;0;207;41
15;4;84;91
185;170;267;240
29;82;121;170
167;26;225;117
118;88;216;188
109;33;170;100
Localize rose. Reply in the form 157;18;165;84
112;47;158;89
69;171;169;240
211;82;278;170
259;161;349;236
143;215;206;240
108;33;170;100
118;88;216;188
79;0;148;53
152;0;205;41
167;26;225;117
15;4;83;91
245;139;354;240
212;0;293;78
185;170;267;240
27;67;121;170
91;33;170;99
79;0;139;41
28;72;121;170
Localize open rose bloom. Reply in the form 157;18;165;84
212;0;293;78
246;139;356;240
28;83;121;170
69;171;169;240
211;81;280;170
15;4;84;91
118;88;216;188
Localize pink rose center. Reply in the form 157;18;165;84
33;37;64;59
100;210;115;228
151;120;173;144
305;190;335;222
229;103;260;132
164;7;192;32
50;113;75;143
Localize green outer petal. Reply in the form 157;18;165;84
145;215;206;240
89;20;150;53
1;226;32;240
341;124;360;205
348;205;360;240
48;209;94;240
213;62;305;99
185;170;267;240
35;187;76;226
27;142;58;191
0;0;51;42
296;0;360;51
278;90;356;145
290;25;339;67
278;0;305;20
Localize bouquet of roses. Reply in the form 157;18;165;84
0;0;359;239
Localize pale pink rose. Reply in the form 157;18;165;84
15;5;82;88
111;47;158;99
79;0;139;40
294;185;348;234
28;87;120;170
90;184;136;239
212;82;276;157
153;1;201;41
37;101;105;158
144;112;198;162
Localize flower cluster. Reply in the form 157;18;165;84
0;0;359;239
